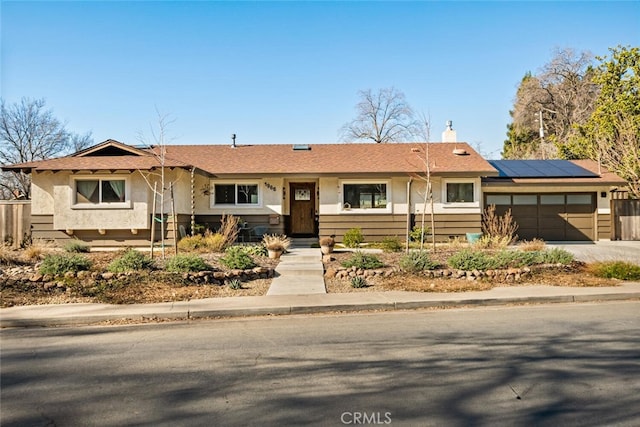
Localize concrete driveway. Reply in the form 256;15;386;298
546;241;640;263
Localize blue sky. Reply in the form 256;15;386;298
1;1;638;158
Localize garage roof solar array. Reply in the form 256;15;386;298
488;160;598;178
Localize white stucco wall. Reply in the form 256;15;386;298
36;171;152;231
194;175;284;216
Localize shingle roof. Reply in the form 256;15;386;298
2;141;498;176
160;142;497;176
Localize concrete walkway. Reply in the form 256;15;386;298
266;248;326;295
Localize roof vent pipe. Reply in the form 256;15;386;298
231;134;236;148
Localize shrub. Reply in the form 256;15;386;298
380;236;403;253
64;240;91;253
482;204;518;244
519;238;546;251
539;248;574;264
319;236;335;247
203;231;227;252
409;225;430;242
341;251;384;269
177;235;206;251
399;251;439;273
107;249;154;273
165;254;209;272
350;276;368;288
227;278;243;289
39;253;92;276
589;261;640;280
342;228;364;248
219;213;240;246
447;249;495;271
220;246;256;269
241;244;268;257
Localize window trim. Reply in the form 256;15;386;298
339;179;392;214
442;179;479;208
71;176;131;209
210;180;262;208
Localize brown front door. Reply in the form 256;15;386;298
289;182;316;235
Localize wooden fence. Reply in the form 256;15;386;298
0;201;31;247
612;199;640;241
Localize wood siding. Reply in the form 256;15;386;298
0;201;31;247
319;213;481;243
597;213;611;240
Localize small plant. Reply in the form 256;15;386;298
165;254;209;272
242;244;268;257
341;251;384;269
481;204;518;244
262;234;291;252
447;249;495;271
203;231;227;252
39;253;92;276
342;228;364;248
474;234;512;250
350;276;368;288
220;246;256;269
588;261;640;280
219;213;240;245
539;248;574;264
519;238;546;251
226;278;243;290
64;240;91;253
380;236;403;253
399;251;438;272
409;226;430;242
107;249;154;273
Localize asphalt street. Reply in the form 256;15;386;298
2;302;639;426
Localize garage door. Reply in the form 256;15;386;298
484;193;595;241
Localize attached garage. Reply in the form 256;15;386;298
482;160;627;242
484;192;595;241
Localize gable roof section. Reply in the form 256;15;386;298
1;139;188;173
160;142;497;176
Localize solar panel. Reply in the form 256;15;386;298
488;160;598;178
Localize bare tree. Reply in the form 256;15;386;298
504;48;598;159
340;87;420;143
410;112;436;251
137;109;183;258
0;97;93;198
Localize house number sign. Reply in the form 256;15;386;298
264;182;277;192
295;189;311;200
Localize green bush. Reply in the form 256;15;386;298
177;235;206;251
63;240;91;253
39;253;93;276
539;248;574;264
350;276;368;288
409;225;430;242
220;246;256;269
343;228;364;248
341;251;384;269
589;261;640;280
380;236;403;253
165;254;209;272
447;249;494;270
399;251;439;272
241;244;268;257
107;249;154;273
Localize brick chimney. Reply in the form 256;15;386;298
442;120;457;142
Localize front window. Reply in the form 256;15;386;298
75;179;126;205
446;183;474;203
213;183;259;205
343;183;387;209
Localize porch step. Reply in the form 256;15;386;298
290;238;318;248
266;248;326;295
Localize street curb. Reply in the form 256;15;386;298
1;292;638;328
